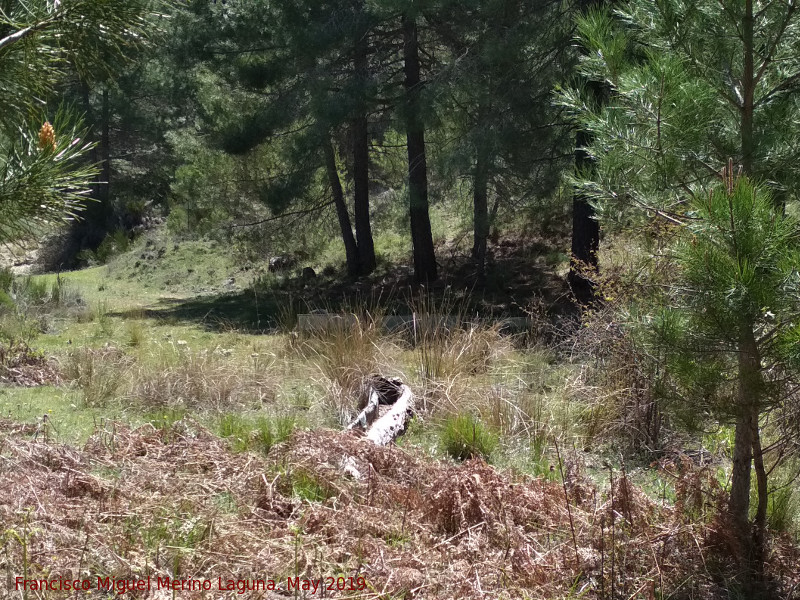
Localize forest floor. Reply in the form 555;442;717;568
1;230;800;598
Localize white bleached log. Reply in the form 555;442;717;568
365;384;413;446
346;376;414;446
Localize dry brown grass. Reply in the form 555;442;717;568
292;314;392;423
2;420;798;599
0;339;61;387
415;322;512;384
61;344;278;411
129;349;277;410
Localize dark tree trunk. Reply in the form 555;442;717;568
741;0;755;177
100;87;111;204
472;142;490;279
73;81;111;253
569;0;608;304
353;21;376;275
403;14;437;283
752;424;768;532
81;82;99;189
729;410;755;533
323;139;361;277
568;94;600;305
729;322;765;582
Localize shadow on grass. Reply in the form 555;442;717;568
106;241;578;334
110;289;287;333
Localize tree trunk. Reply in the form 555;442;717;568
100;87;111;204
569;0;608;304
741;0;755;176
729;409;755;532
352;14;376;275
81;81;99;194
568;104;600;305
74;81;111;253
729;322;765;578
403;14;437;283
323;139;361;277
472;141;490;279
752;423;768;532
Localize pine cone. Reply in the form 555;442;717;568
38;121;56;151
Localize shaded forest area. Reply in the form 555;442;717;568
49;0;579;285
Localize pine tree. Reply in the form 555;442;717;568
0;0;154;244
432;0;574;278
657;174;800;582
560;0;800;226
180;0;380;277
560;0;800;577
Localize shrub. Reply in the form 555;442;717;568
13;276;48;306
95;229;131;264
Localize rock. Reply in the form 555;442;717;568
268;254;297;272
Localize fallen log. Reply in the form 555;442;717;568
347;376;414;446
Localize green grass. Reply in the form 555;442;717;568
289;469;334;503
0;386;125;444
217;412;302;455
439;412;499;462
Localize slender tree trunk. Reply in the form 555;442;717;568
568;83;602;305
729;410;755;532
729;322;765;580
569;0;610;304
472;142;490;279
323;139;361;277
403;14;437;283
81;82;99;191
353;21;376;275
100;87;111;204
75;81;111;252
752;424;768;532
741;0;755;176
569;125;600;304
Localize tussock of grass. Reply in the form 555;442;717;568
416;322;511;382
439;412;499;462
293;314;388;423
217;412;300;455
62;346;133;407
62;341;279;413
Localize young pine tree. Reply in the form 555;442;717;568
654;174;800;578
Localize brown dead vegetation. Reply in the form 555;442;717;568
0;340;61;387
1;420;799;599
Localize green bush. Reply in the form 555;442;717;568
439;412;499;462
0;290;14;312
14;276;48;305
